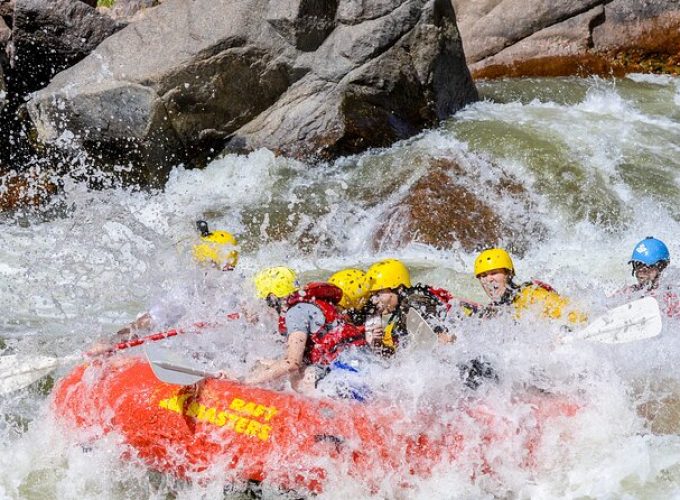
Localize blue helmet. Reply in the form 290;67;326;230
629;237;670;266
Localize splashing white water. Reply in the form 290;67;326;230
1;75;680;498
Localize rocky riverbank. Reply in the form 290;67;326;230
0;0;678;215
453;0;680;78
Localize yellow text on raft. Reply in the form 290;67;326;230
158;394;277;442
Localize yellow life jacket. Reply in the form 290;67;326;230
382;321;395;348
512;282;587;325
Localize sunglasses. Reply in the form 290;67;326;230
631;262;657;272
266;295;282;312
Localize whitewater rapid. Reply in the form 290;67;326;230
1;74;680;499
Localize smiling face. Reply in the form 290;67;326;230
477;268;511;302
633;263;661;288
370;289;399;314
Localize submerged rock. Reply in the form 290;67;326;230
373;157;545;253
0;167;59;212
27;0;477;185
635;379;680;436
453;0;680;78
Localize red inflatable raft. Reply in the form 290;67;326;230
52;357;580;494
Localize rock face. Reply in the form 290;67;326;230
27;0;478;184
9;0;124;95
372;157;545;253
0;9;10;113
453;0;680;78
0;55;5;113
0;13;9;46
100;0;163;22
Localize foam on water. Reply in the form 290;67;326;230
1;75;680;498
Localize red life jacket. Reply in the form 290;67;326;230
427;286;453;310
527;278;556;293
428;285;482;315
648;289;680;318
614;284;680;318
278;282;366;365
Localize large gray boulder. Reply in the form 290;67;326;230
453;0;680;78
227;0;477;158
27;0;477;184
9;0;124;95
453;0;603;64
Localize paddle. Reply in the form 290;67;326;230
405;308;438;349
571;296;662;344
0;314;239;396
0;353;82;395
144;310;455;387
144;343;226;385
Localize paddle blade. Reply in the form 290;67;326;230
406;308;438;350
575;297;662;344
0;355;60;395
144;344;216;386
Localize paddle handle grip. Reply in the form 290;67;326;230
112;327;186;351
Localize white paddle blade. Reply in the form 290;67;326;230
405;308;438;350
576;297;663;344
0;355;60;395
144;344;216;386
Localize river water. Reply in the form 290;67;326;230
1;74;679;498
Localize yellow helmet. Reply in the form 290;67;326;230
474;248;514;277
365;259;411;293
192;229;239;270
253;267;299;299
328;268;368;309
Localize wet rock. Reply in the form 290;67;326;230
591;0;680;74
453;0;680;78
0;4;11;115
373;157;544;253
635;379;680;435
0;4;12;103
0;15;9;45
9;0;125;95
27;0;477;185
0;0;14;23
0;57;5;113
0;168;59;212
